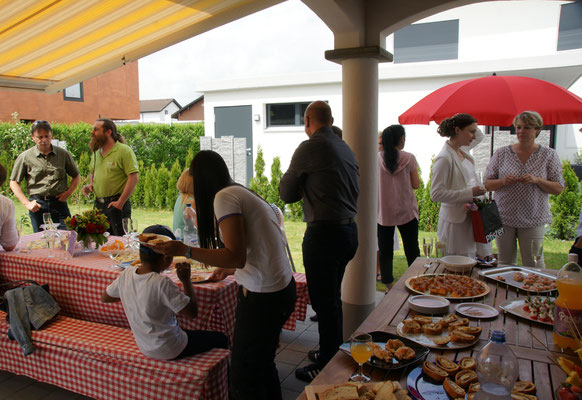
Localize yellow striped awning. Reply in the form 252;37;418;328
0;0;281;93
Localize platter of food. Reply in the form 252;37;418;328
499;296;555;326
396;315;481;349
191;272;213;284
339;331;429;371
306;380;412;400
405;274;489;300
454;303;499;319
478;266;556;293
407;357;538;400
137;233;172;246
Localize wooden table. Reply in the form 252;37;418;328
298;258;573;399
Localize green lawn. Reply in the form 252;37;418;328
14;202;572;290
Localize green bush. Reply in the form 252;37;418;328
165;160;182;210
267;156;285;211
415;166;425;225
550;160;582;240
419;157;440;232
143;165;158;208
249;146;269;200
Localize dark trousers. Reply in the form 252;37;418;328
377;218;420;284
94;199;131;236
174;329;228;359
302;223;358;368
230;279;296;400
29;198;71;233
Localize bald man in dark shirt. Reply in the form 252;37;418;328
280;101;359;382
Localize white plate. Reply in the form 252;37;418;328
440;255;477;273
396;317;480;350
408;295;450;314
455;302;499;319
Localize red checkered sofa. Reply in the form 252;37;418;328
0;311;230;400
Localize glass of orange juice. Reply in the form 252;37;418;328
350;332;373;382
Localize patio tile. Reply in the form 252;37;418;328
279;329;302;344
297;329;319;342
281;371;311;393
275;348;308;365
1;374;33;396
282;387;302;400
276;361;297;381
42;388;92;400
285;337;319;353
5;381;57;400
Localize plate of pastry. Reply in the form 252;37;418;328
396;314;481;349
339;331;429;371
405;274;489;300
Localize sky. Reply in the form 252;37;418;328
138;0;338;106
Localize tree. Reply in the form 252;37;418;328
550;160;582;240
419;157;440;232
249;146;269;200
267;156;285;210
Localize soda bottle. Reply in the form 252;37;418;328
553;253;582;350
475;330;518;399
182;203;199;247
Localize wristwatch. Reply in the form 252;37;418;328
185;246;192;259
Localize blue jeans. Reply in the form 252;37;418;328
302;222;358;367
29;197;71;233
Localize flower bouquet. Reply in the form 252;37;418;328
65;209;110;251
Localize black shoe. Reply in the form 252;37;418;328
310;314;318;322
307;349;320;363
295;363;321;383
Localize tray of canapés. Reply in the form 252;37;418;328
478;266;556;293
499;296;555;326
407;354;539;400
396;315;481;349
405;274;489;300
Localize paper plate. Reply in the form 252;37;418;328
455;302;499;319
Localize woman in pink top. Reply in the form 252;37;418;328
377;125;420;290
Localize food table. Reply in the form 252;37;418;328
298;257;571;400
0;233;309;339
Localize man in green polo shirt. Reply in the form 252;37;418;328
81;118;139;236
10;121;80;232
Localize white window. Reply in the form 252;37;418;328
63;83;83;102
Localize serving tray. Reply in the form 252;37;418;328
478;266;556;293
499;297;555;326
396;317;480;350
405;274;490;300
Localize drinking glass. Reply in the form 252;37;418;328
58;232;72;259
423;237;433;267
42;212;53;231
46;230;56;258
122;218;133;247
531;239;544;268
349;332;373;382
436;239;447;259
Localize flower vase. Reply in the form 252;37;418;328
80;238;94;253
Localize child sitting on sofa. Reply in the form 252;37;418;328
101;224;228;360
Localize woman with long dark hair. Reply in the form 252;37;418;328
377;125;420;291
153;150;296;400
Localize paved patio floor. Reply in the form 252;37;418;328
0;291;386;400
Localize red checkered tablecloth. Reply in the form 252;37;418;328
0;234;309;333
0;312;230;400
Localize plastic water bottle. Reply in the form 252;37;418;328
475;330;518;399
182;204;198;247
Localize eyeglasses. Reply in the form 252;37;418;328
32;120;49;127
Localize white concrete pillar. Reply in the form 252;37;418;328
341;56;379;339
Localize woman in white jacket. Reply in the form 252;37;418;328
431;114;487;257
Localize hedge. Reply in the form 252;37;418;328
0;118;204;210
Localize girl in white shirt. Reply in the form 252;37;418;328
153;150;296;400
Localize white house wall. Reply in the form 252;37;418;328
200;1;582;181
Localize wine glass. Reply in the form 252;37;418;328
436;238;447;259
349;332;373;382
122;218;133;247
423;237;433;267
531;239;544;268
42;212;53;231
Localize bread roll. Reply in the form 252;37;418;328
450;329;476;344
432;335;451;346
422;322;443;335
512;381;536;395
321;384;359;400
443;378;466;398
455;370;478;388
435;356;460;375
459;356;476;370
422;361;448;382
